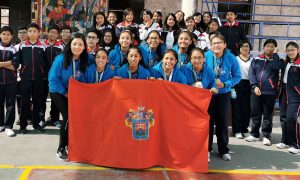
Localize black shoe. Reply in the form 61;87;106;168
32;126;46;132
27;120;33;125
56;147;68;161
19;128;27;134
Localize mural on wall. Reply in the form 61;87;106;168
32;0;107;33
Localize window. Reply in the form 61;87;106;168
1;8;9;27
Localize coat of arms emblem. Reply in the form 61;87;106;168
125;106;155;140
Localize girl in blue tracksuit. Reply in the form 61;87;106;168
48;33;91;161
109;30;132;70
246;39;283;146
180;47;217;92
84;49;114;83
139;30;166;69
115;46;150;79
152;49;187;84
285;42;300;154
172;31;195;68
205;34;241;161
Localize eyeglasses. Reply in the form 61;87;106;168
61;31;71;34
241;45;250;48
18;31;27;34
211;41;224;46
87;36;98;40
104;35;112;38
286;48;297;53
191;56;205;61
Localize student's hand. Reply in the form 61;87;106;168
216;81;225;88
148;77;156;80
254;87;262;96
157;78;163;80
114;76;122;80
210;87;218;94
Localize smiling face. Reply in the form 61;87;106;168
96;14;105;26
175;11;184;22
203;13;211;24
95;50;108;69
190;50;205;71
226;12;237;23
71;38;85;59
127;48;141;68
86;32;99;47
167;15;176;27
211;36;226;56
178;32;192;49
286;45;299;60
239;43;251;56
125;11;134;22
186;19;195;31
108;12;117;24
119;31;132;49
209;21;219;33
0;31;13;44
147;31;160;50
162;52;177;71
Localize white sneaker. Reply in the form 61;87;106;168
263;137;272;146
235;133;243;139
0;126;4;132
245;135;259;142
288;147;300;154
243;133;250;137
208;152;210;162
276;143;289;149
5;129;15;137
222;153;231;161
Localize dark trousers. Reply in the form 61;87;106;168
209;92;231;155
0;83;17;129
16;81;21;115
279;84;288;144
50;93;68;149
250;94;276;139
40;80;60;122
287;102;300;149
20;79;44;129
232;80;251;134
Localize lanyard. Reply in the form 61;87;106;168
95;70;104;83
192;69;202;83
148;48;154;68
127;67;139;79
163;69;173;81
72;60;76;78
213;55;223;78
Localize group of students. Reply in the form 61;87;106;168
0;7;299;163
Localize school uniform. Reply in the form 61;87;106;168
232;56;253;134
286;57;300;149
205;49;241;155
41;40;63;124
161;28;180;49
108;44;127;70
94;24;113;41
139;43;166;69
15;40;48;131
138;22;161;42
180;62;215;89
152;62;187;84
0;42;17;129
84;63;114;83
249;53;283;139
218;21;246;56
115;21;140;45
115;64;150;79
172;44;190;68
48;54;89;149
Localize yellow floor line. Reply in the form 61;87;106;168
0;165;14;168
19;167;32;180
208;169;300;175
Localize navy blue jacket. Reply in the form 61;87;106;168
139;43;166;69
115;64;150;79
249;54;283;95
16;40;48;80
180;62;216;89
205;49;241;94
0;42;17;84
43;40;63;74
84;63;114;83
152;62;187;84
287;57;300;103
48;54;89;95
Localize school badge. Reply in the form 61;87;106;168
125;106;155;140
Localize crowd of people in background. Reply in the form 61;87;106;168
0;7;299;162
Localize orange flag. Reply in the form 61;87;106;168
68;78;212;172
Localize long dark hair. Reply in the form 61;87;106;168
121;46;146;68
92;11;110;29
63;33;88;72
145;30;165;60
163;13;180;31
175;10;186;29
99;29;117;52
286;41;300;63
163;49;179;66
177;31;196;56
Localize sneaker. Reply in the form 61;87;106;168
243;133;250;137
27;120;33;125
56;147;68;160
276;143;289;149
54;121;61;128
222;153;231;161
19;128;27;134
288;147;300;154
32;126;46;132
5;129;16;137
235;133;243;139
245;135;259;142
208;152;210;162
0;126;4;132
39;121;46;129
263;137;272;146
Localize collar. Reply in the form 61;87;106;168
0;41;11;47
294;56;300;65
224;21;239;27
25;40;42;46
